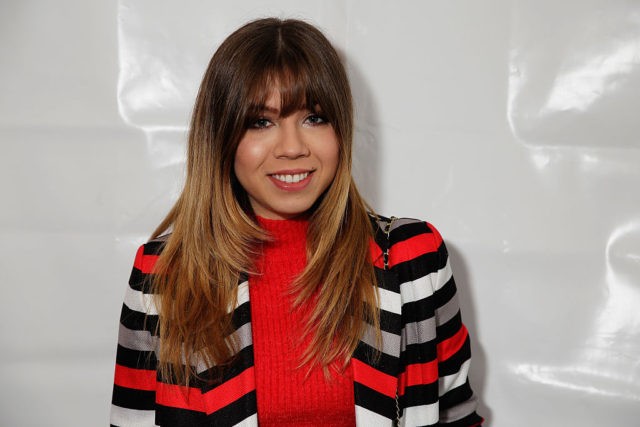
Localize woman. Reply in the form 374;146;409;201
111;18;482;427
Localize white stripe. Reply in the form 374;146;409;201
124;286;158;315
434;259;453;291
237;280;250;306
124;279;249;316
355;405;393;426
110;404;158;427
228;280;250;313
378;287;401;315
118;324;157;352
439;358;471;396
400;402;439;427
399;275;432;305
399;260;452;305
232;413;258;427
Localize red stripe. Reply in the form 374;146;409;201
201;366;256;415
397;359;438;395
369;239;384;268
114;364;156;391
425;222;443;247
437;325;469;361
133;245;159;274
155;368;256;415
352;358;397;398
387;233;438;268
156;382;206;412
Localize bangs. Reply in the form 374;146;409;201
245;64;327;121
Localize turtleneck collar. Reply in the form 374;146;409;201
256;216;309;247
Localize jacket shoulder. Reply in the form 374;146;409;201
128;234;169;290
143;233;169;255
369;214;442;249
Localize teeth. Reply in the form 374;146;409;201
272;172;309;183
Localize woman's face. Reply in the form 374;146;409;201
234;89;340;220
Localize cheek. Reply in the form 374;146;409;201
234;138;264;179
323;138;341;178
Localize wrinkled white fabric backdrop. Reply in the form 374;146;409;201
1;1;639;425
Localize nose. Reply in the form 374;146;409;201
274;120;310;159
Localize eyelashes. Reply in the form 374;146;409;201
245;112;330;130
248;118;273;129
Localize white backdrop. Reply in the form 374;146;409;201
1;1;639;425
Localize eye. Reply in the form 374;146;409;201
304;114;328;126
248;117;273;129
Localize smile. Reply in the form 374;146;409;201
271;172;310;183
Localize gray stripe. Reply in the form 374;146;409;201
118;324;158;352
440;393;479;422
360;324;402;358
401;317;437;350
231;321;253;351
194;322;253;374
435;292;460;326
388;217;421;232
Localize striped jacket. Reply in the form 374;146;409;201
111;216;482;426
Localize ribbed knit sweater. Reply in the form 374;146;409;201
249;217;355;426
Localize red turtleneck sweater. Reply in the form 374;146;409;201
249;217;356;426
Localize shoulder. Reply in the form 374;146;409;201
369;213;447;283
370;213;445;260
128;234;169;289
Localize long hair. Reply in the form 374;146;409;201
150;17;380;384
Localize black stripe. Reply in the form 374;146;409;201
440;379;474;409
392;250;442;283
376;268;401;293
143;239;166;255
434;277;457;311
154;391;258;427
205;390;257;427
115;344;157;370
389;221;431;245
112;384;155;411
400;382;439;407
353;342;400;377
128;268;154;293
400;341;437;366
231;300;251;329
120;304;159;334
198;344;255;392
401;294;436;325
436;311;463;344
379;306;401;335
353;382;396;420
155;404;207;426
438;339;472;377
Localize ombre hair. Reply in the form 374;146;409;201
150;17;380;383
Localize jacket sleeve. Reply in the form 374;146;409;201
426;222;482;426
394;218;482;427
110;244;159;427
